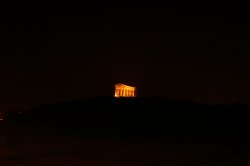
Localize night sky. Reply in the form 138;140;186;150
1;2;250;110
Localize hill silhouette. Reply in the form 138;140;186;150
6;96;250;141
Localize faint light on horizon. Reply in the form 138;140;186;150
0;112;5;121
114;83;136;98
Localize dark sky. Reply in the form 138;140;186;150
1;2;250;110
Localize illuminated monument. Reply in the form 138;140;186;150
114;83;136;98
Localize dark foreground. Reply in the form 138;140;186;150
1;97;250;165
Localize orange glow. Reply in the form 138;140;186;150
0;112;5;121
114;83;136;98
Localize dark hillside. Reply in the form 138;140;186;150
7;97;250;141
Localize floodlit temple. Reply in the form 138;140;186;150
114;83;136;98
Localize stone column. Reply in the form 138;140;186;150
129;90;132;97
115;89;118;97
